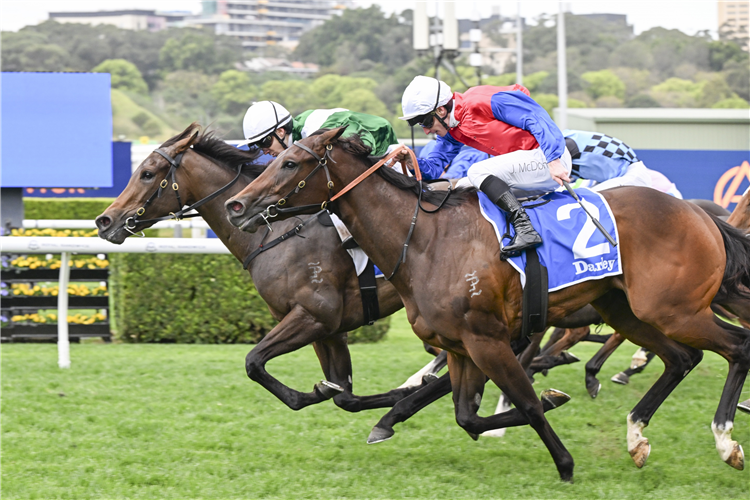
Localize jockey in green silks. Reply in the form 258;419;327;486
240;101;398;158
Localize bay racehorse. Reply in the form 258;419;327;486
95;124;424;413
94;124;577;432
225;128;750;480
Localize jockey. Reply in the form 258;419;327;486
398;76;572;258
241;101;397;157
563;130;652;192
419;140;490;179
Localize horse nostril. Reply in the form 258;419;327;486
230;201;244;213
96;215;112;229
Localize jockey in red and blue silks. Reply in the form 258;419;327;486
397;76;572;258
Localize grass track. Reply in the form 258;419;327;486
2;310;749;499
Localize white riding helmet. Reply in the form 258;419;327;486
241;101;293;145
399;76;452;124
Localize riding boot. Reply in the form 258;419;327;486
480;176;542;258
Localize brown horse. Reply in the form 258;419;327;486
95;124;427;413
225;128;750;480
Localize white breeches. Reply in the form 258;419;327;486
591;161;652;192
466;147;572;195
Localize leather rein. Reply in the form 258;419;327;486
258;142;451;280
124;147;244;235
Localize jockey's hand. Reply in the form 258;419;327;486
394;150;413;170
548;158;570;186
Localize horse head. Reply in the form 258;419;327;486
225;126;350;233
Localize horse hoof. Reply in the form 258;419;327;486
587;382;602;399
541;388;571;408
315;380;344;399
738;400;750;415
630;348;649;370
629;440;651;468
466;430;479;441
562;352;580;363
422;372;439;385
481;428;507;438
611;372;630;385
367;426;394;444
725;443;744;470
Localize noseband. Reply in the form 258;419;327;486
125;147;244;235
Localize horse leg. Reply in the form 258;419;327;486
585;332;626;398
592;290;704;468
397;350;448;389
449;347;575;482
244;306;344;411
485;329;546;438
531;327;588;372
311;334;429;412
367;372;453;444
611;350;657;385
701;317;750;470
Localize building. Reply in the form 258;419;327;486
48;9;192;32
718;1;750;51
188;0;353;50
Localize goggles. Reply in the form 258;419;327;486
407;112;436;129
248;133;276;151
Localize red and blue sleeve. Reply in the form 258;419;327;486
416;133;463;180
490;90;565;163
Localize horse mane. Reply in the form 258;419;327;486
162;124;267;179
314;131;476;208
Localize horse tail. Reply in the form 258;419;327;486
711;213;750;300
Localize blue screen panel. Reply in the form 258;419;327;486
637;150;750;210
23;142;131;198
1;72;113;188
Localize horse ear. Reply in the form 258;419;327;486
172;123;202;153
320;126;348;147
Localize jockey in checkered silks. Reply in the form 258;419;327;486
563;130;652;192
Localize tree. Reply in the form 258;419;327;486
712;97;749;108
159;31;241;75
339;89;390;117
258;80;311;116
581;70;625;100
211;70;258;115
93;59;148;94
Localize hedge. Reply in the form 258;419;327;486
24;198;115;220
21;198;390;343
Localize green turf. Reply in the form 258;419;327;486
2;310;749;499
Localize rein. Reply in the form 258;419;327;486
279;143;449;281
125;148;245;234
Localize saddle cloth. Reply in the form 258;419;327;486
477;187;621;291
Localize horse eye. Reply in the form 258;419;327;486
141;171;154;180
283;161;297;169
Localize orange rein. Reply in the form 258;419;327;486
329;145;422;203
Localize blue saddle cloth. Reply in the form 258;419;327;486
477;188;621;291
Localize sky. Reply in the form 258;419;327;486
0;0;724;37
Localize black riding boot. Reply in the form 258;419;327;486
480;176;542;258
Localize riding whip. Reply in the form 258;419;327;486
562;181;617;247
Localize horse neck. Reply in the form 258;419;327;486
330;160;438;285
182;153;265;264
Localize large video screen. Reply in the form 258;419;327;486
1;72;113;188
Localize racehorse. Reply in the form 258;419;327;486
95;124;424;413
95;124;577;435
225;128;750;480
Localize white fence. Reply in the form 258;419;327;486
1;235;231;369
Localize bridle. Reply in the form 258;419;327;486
255;141;451;280
124;147;244;235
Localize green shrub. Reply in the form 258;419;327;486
109;253;276;343
348;315;390;343
24;198;115;220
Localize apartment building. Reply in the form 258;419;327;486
718;1;749;50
